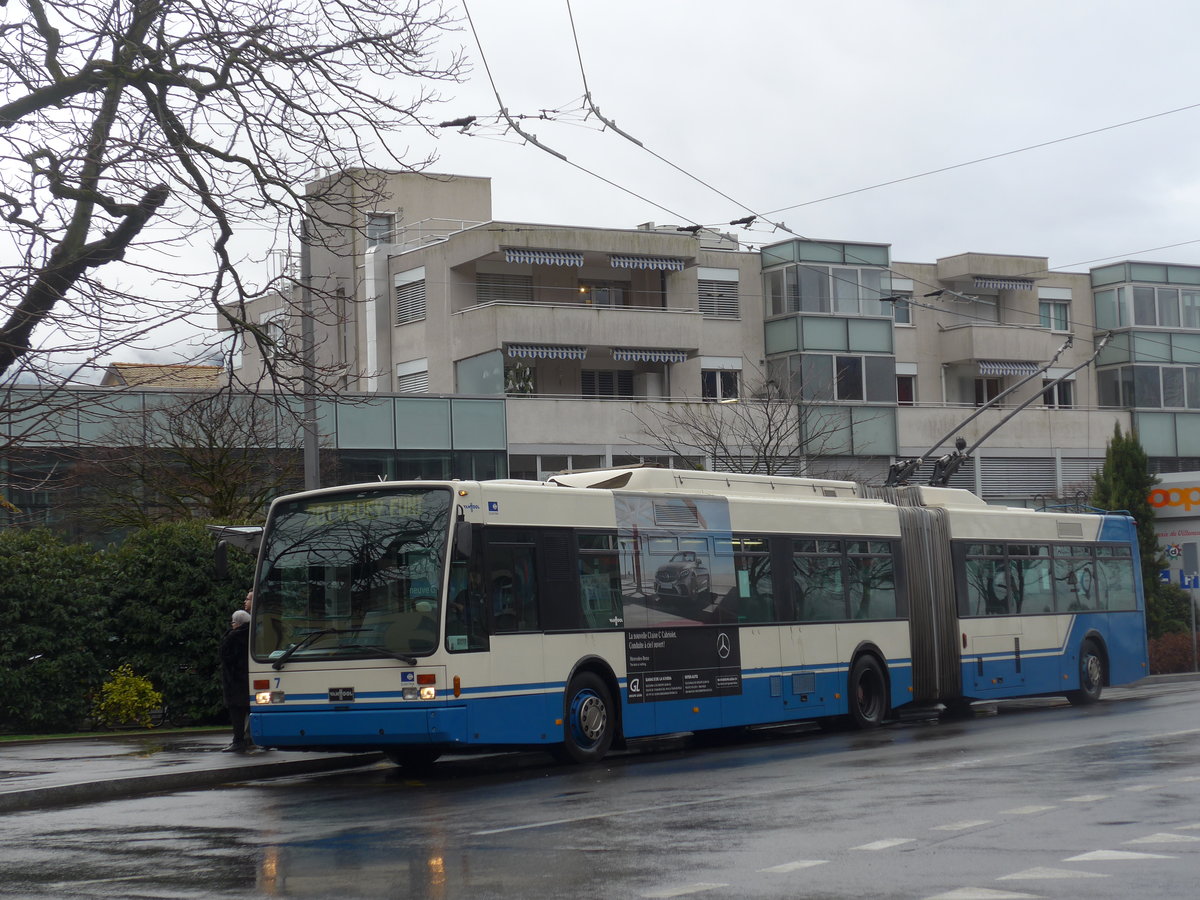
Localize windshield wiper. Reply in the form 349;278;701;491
272;628;360;670
335;643;418;665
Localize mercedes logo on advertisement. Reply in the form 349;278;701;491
716;632;731;660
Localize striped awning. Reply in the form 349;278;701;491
504;248;583;267
506;344;588;360
978;360;1040;377
973;277;1034;291
612;348;688;364
610;254;685;271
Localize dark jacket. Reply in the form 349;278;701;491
218;624;251;709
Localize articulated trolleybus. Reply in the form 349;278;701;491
245;467;1148;766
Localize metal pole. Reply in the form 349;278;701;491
300;218;320;491
1191;582;1198;673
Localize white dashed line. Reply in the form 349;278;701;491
1000;805;1056;815
932;820;992;831
853;837;915;850
1063;850;1177;861
922;888;1042;899
758;860;827;873
1063;794;1111;802
1124;832;1200;845
998;867;1108;881
1121;784;1161;792
641;884;730;898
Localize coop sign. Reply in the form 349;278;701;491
1148;486;1200;515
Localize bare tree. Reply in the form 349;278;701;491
0;0;464;387
626;371;875;480
77;391;311;527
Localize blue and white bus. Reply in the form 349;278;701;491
243;467;1149;766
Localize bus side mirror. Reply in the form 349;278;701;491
454;520;473;560
215;540;229;580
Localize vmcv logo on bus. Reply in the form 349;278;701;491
1148;487;1200;511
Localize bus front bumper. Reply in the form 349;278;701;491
249;705;468;749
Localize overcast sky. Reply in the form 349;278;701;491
408;0;1200;271
53;0;1200;373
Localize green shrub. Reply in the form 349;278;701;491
0;529;107;732
102;521;255;724
92;664;163;728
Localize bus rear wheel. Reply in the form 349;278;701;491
556;672;615;764
1067;639;1104;706
384;747;442;770
848;655;888;728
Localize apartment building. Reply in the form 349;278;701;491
229;168;1200;505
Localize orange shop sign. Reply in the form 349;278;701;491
1148;486;1200;512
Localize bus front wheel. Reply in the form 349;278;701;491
848;655;888;728
557;672;615;764
1067;640;1104;706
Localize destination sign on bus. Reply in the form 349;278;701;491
304;493;431;524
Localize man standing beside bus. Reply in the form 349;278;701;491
219;609;252;752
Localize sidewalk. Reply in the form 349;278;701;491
0;731;382;813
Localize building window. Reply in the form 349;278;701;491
581;370;633;398
1042;380;1073;408
891;295;913;326
897;374;916;406
579;280;628;306
765;265;889;317
477;273;533;304
1039;300;1070;331
397;369;429;393
698;279;739;318
395;276;426;324
366;213;395;247
835;356;864;401
702;369;739;401
974;377;1002;406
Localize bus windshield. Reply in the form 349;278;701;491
253;487;452;663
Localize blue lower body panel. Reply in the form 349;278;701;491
251;705;469;748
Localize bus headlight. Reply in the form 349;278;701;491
256;690;285;705
420;686;437;701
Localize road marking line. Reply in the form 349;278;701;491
998;867;1108;880
1174;776;1200;783
922;888;1042;899
1063;794;1110;802
1125;832;1200;844
853;838;914;850
1121;784;1161;792
1176;823;1200;830
759;860;827;873
1000;805;1056;815
932;820;993;831
1063;850;1177;861
642;884;730;898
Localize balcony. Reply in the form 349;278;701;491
937;324;1063;367
450;301;704;362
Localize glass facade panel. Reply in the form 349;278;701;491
851;406;897;455
1132;366;1162;407
765;317;799;354
1093;289;1119;329
760;243;796;267
845;244;889;266
800;354;834;402
795;242;843;263
835;356;863;401
864;356;898;402
455;349;504;395
451;399;507;450
1173;332;1200;364
1188;369;1200;409
1177;413;1200;453
1133;286;1156;325
1130;263;1168;282
336;399;395;449
394;398;451;449
1163;367;1186;408
1133;412;1176;456
1097;369;1122;407
1097;330;1130;366
832;267;860;314
802;316;847;350
1090;264;1127;286
847;317;894;352
1184;292;1200;329
1133;332;1167;362
798;265;830;312
860;269;886;316
1168;266;1200;285
1158;288;1181;328
765;270;786;316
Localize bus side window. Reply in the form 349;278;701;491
487;541;539;633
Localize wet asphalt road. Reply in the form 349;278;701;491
1;682;1199;900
